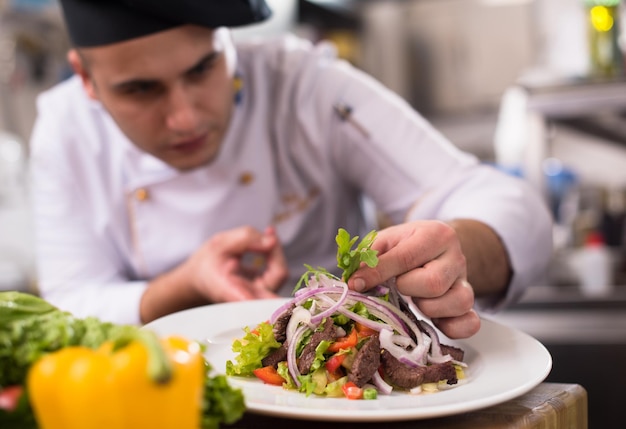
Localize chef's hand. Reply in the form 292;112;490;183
140;226;288;323
187;225;289;303
347;221;480;339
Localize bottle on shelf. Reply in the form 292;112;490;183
573;230;614;297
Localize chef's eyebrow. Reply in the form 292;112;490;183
111;50;221;92
185;50;221;75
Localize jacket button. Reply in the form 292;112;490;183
239;171;254;185
135;188;150;201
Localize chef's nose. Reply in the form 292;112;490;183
165;85;199;132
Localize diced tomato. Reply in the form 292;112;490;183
342;381;364;400
325;353;346;374
328;328;358;353
355;322;377;338
0;385;23;412
253;366;284;386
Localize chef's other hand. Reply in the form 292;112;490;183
140;226;288;323
186;225;289;303
347;221;480;339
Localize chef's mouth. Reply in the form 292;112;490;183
170;134;208;153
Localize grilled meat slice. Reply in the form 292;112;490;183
348;334;381;387
380;349;458;389
272;304;294;343
261;343;289;368
440;344;464;362
297;319;339;375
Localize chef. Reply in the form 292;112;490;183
29;0;552;338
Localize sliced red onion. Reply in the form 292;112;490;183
269;300;295;324
287;324;309;388
310;282;349;324
365;295;425;345
428;354;453;364
314;294;393;333
379;329;427;367
286;306;312;344
388;335;415;349
332;303;394;333
371;370;393;395
399;294;447;361
418;320;444;358
398;356;420;368
293;286;341;304
343;293;411;336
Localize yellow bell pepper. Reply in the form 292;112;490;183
27;329;204;429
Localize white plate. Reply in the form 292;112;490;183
144;298;552;422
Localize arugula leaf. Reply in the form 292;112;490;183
336;228;378;281
294;229;379;291
294;264;339;292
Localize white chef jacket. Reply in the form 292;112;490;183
29;34;553;325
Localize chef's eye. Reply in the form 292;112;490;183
186;53;219;81
119;81;161;96
188;61;209;77
112;79;164;100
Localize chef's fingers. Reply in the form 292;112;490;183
251;288;281;299
212;259;259;301
211;225;277;256
260;238;289;292
430;308;481;339
393;251;466;298
412;279;474;318
349;221;459;292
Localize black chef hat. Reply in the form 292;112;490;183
58;0;272;47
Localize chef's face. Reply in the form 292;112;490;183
68;26;236;171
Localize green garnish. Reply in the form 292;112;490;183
335;228;378;281
295;228;379;291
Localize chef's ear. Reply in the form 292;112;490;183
67;49;98;100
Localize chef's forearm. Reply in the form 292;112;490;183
448;219;513;298
139;266;207;324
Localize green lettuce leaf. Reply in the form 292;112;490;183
225;322;280;376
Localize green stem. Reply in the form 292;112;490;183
112;326;173;384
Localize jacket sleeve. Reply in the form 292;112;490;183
28;80;146;325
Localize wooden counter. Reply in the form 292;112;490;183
226;383;587;429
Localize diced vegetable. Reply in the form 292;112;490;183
327;328;358;353
363;387;378;400
253;366;285;386
325;353;346;374
342;382;363;400
355;321;378;338
310;368;328;395
324;376;348;397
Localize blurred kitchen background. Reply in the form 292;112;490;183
1;0;625;426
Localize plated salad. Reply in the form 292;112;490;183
226;229;467;400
